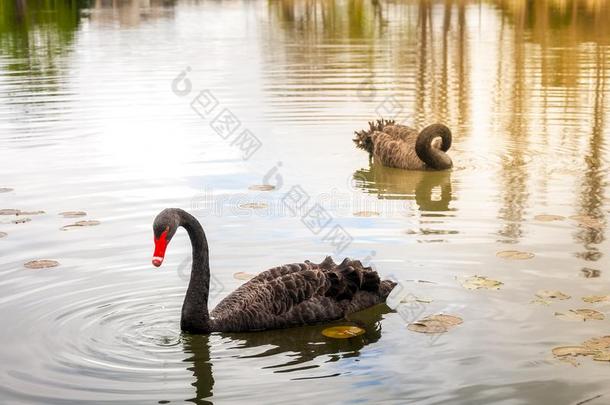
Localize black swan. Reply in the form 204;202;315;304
353;119;453;170
152;208;397;333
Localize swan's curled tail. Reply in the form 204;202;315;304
353;118;396;154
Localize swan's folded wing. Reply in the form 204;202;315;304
266;258;382;315
248;256;337;283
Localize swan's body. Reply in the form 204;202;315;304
353;119;453;170
152;208;396;334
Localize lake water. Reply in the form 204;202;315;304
1;0;610;404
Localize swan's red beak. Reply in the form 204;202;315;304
152;229;169;267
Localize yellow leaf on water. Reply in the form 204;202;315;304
248;185;275;191
238;202;268;210
60;220;100;231
24;260;59;269
322;326;366;339
59;211;87;218
535;290;571;300
496;250;535;260
353;211;380;217
554;309;605;321
582;336;610;351
459;275;503;290
582;295;610;304
593;351;610;362
534;214;565;222
233;272;256;281
407;314;463;334
551;346;597;357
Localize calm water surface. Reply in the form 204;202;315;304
1;0;610;404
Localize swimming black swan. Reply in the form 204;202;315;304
152;208;397;333
353;119;453;170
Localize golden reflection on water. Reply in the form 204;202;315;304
265;0;609;259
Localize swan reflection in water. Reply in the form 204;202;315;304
180;305;388;404
353;163;454;212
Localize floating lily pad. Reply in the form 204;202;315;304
496;250;535;260
238;202;268;210
459;275;503;290
407;314;463;334
581;268;602;278
233;272;255;281
353;211;380;217
534;214;565;222
593;351;610;362
60;220;101;231
582;336;610;350
531;298;551;306
570;215;603;229
248;185;275;191
0;209;44;216
0;232;6;239
12;218;31;224
582;295;610;304
555;309;605;321
24;259;59;269
0;188;13;193
536;290;571;300
552;346;597;357
322;325;365;339
59;211;87;218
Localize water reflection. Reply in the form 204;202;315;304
0;0;82;92
183;306;386;403
183;335;214;405
353;163;453;212
90;0;176;27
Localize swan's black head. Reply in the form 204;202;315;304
152;208;181;267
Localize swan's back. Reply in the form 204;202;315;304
210;257;396;332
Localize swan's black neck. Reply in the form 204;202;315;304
178;210;212;334
415;124;453;170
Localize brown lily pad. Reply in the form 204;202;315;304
0;209;44;216
407;314;463;334
582;336;610;351
248;185;275;191
459;275;503;290
322;325;365;339
24;259;59;269
581;268;602;278
59;211;87;218
552;346;597;357
496;250;535;260
593;351;610;362
582;295;610;304
233;272;256;281
555;309;605;321
60;220;101;231
353;211;380;217
536;290;571;301
534;214;565;222
238;202;268;210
